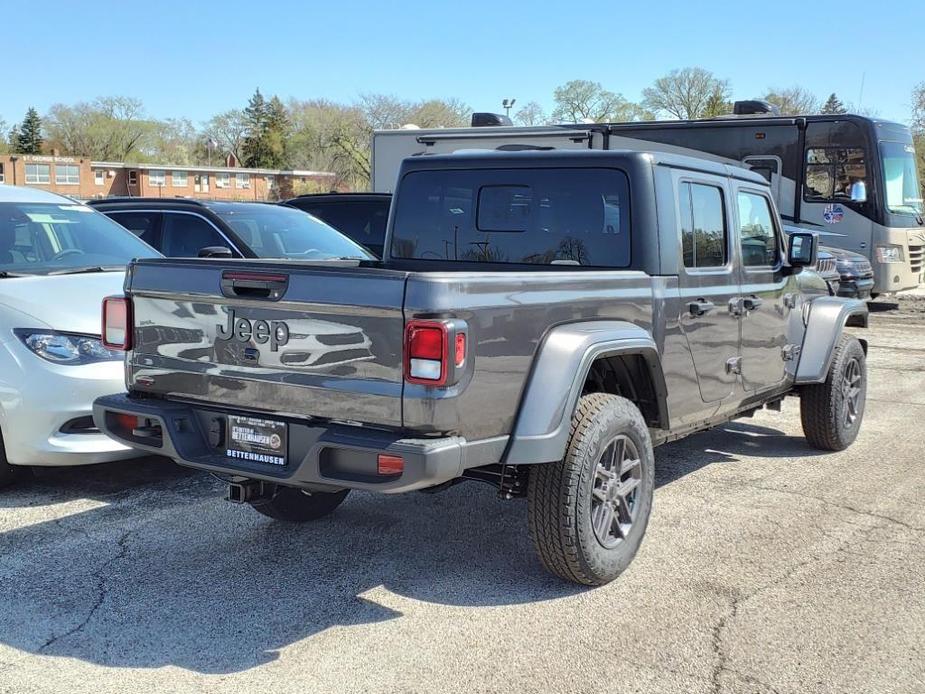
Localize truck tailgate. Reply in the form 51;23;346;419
126;259;407;428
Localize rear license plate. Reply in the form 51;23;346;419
225;415;287;466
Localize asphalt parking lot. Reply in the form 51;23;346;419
1;301;923;694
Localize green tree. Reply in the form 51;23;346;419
763;86;819;115
11;107;44;154
551;80;644;123
0;118;8;154
45;96;155;160
242;89;271;168
820;93;848;115
202;109;248;165
264;95;290;168
642;67;731;119
514;101;547;126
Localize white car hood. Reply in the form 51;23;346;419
0;271;125;335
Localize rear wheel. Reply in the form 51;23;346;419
801;334;867;451
527;393;655;586
250;486;349;522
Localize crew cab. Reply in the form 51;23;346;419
94;150;869;585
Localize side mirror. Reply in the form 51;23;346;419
849;181;867;203
198;246;234;258
787;232;817;268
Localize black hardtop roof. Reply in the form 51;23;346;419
398;148;768;185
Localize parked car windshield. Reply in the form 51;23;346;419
215;205;374;260
880;141;924;216
0;202;159;275
390;168;631;267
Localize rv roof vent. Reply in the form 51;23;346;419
471;112;513;127
733;100;781;116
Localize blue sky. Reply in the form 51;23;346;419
3;0;922;127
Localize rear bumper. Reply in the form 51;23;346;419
92;394;506;494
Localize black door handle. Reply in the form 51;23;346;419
742;295;763;311
688;299;715;317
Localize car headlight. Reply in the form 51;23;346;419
875;245;904;263
14;330;122;364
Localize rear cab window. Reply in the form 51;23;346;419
390;168;631;267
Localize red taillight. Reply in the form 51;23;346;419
102;296;132;350
405;321;448;385
377;454;404;476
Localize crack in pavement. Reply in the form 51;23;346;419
706;510;903;694
716;481;924;533
37;530;132;655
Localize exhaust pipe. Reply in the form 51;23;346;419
227;479;270;504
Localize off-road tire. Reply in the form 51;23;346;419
527;393;655;586
800;334;867;451
250;486;349;522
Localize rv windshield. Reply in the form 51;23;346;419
880;141;923;216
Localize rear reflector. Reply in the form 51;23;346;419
377;454;404;476
455;333;466;366
102;296;132;350
113;413;139;433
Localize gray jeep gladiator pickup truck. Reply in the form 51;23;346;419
94;150;868;586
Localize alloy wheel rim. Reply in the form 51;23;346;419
590;434;642;549
842;357;863;427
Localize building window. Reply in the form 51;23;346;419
25;164;51;184
54;164;80;185
235;173;251;189
216;173;230;189
172;171;188;187
148;170;166;187
94;169;105;185
128;170;138;186
0;163;4;184
265;175;275;188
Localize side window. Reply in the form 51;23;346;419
737;192;780;267
804;148;867;201
161;214;225;257
106;212;161;249
679;182;727;269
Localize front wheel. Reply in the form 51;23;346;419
800;334;867;451
250;486;349;522
527;393;655;586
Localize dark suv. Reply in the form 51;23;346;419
283;193;390;257
89;198;372;261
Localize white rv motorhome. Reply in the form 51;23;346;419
372;106;924;295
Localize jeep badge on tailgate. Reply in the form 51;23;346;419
216;309;290;352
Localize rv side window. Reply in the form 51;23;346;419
804;148;867;202
737;192;779;267
679;182;727;269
